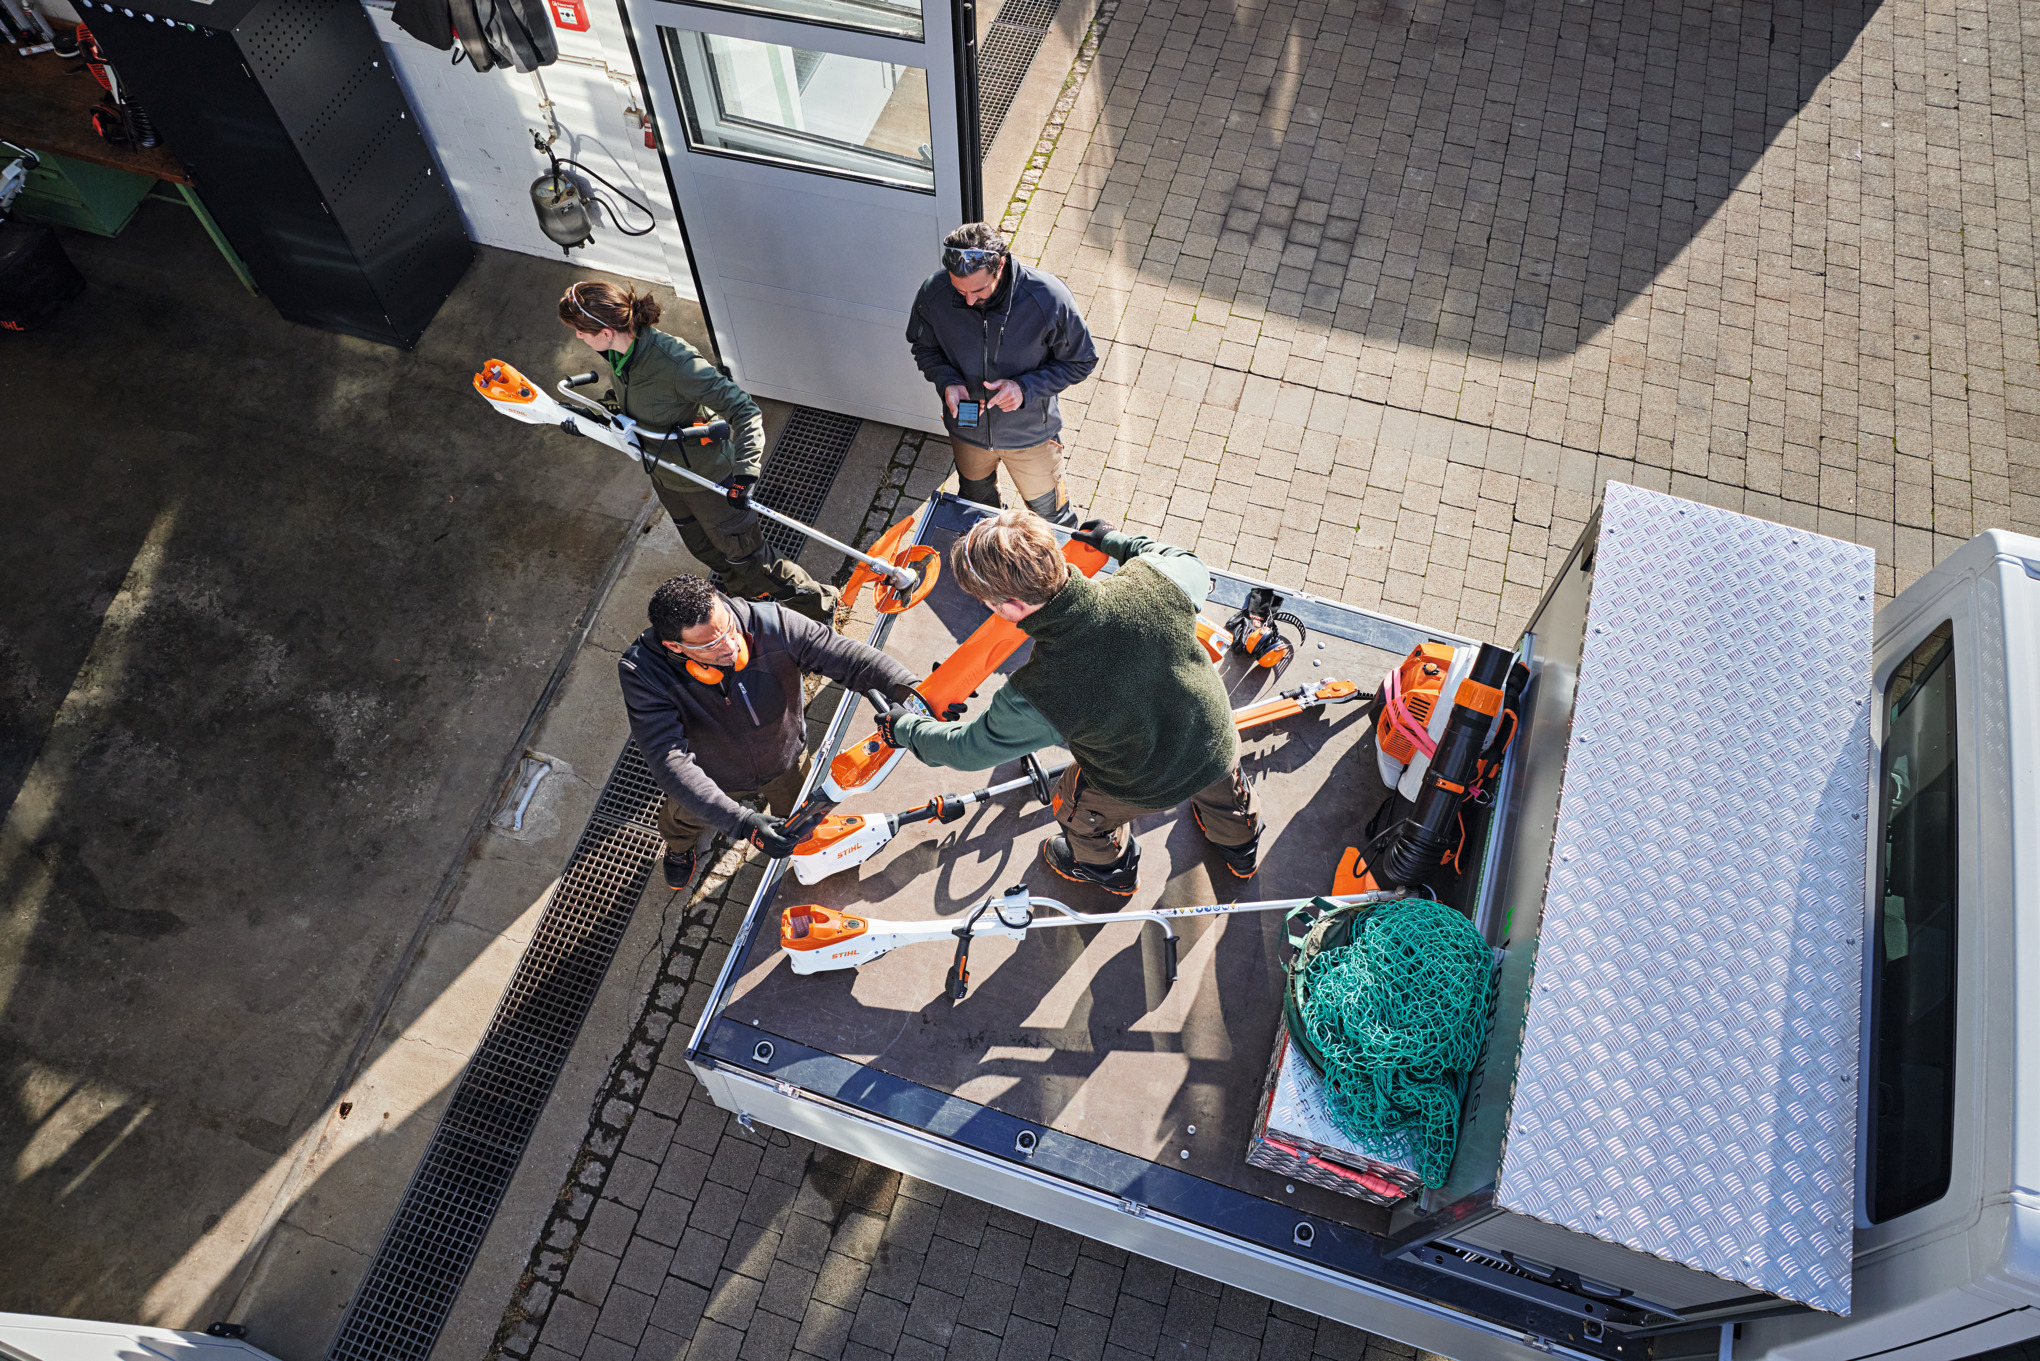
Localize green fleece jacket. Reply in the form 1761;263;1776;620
609;326;766;492
897;532;1236;807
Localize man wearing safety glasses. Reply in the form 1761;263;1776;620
906;223;1098;526
620;574;926;891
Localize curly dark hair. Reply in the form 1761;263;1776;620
649;575;721;643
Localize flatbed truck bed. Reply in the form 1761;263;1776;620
685;490;2040;1361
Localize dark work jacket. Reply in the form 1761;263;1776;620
906;261;1097;451
611;327;764;493
618;599;915;835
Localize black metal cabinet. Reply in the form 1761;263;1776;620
82;0;471;347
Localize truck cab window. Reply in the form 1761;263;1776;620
1868;620;1958;1223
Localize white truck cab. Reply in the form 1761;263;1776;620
686;491;2040;1361
1738;531;2040;1361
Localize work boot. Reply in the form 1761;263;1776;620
1040;834;1140;896
1194;807;1259;879
957;473;1002;508
1025;486;1081;528
662;845;699;891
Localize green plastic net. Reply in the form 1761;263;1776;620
1296;898;1492;1187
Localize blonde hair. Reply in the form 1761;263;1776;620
950;509;1070;606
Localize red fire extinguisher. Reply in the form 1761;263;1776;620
550;0;589;31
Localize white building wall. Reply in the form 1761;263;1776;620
361;0;695;296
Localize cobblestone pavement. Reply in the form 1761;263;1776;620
489;0;2040;1355
1014;0;2037;637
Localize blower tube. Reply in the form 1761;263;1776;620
1379;641;1514;887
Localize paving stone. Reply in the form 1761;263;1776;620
579;1335;636;1361
622;1112;677;1163
1001;1317;1058;1361
703;1267;763;1330
560;1246;619;1307
738;1309;802;1361
670;1227;729;1289
957;1275;1020;1336
541;1293;599;1354
617;1234;678;1295
685;1318;743;1361
866;1242;925;1302
904;1282;964;1347
949;1327;1005;1361
796;1298;856;1361
1106;1293;1167;1357
638;1188;693;1247
582;1200;638;1258
1013;1264;1070;1325
603;1153;658;1211
1052;1305;1112;1361
815;1249;872;1308
592;1283;654;1346
1065;1256;1123;1315
635;1324;687;1361
649;1274;710;1337
848;1290;911;1351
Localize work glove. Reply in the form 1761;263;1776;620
1072;518;1117;550
889;681;967;723
600;388;621;414
873;701;913;748
719;474;758;506
741;810;801;857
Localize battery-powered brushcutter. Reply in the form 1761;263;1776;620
787;678;1364;884
781;888;1406;997
473;359;941;614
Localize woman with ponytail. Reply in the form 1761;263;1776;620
559;281;838;623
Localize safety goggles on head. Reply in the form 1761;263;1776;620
942;245;1004;277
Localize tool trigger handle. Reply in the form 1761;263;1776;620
1163;935;1179;984
946;936;971;999
1023;754;1055;806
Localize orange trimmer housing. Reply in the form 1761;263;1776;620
781;905;869;950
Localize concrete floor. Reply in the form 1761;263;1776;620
0;200;668;1330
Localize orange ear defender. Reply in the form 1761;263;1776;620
1226;588;1306;669
682;630;750;685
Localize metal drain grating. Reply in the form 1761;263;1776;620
327;743;665;1361
978;0;1062;150
755;407;862;562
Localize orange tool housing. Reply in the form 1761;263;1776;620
781;905;869;950
1376;642;1455;768
474;359;540;404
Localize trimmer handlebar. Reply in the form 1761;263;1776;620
564;371;600;388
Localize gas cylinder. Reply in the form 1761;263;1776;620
530;171;592;253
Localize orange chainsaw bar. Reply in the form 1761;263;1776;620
825;538;1110;793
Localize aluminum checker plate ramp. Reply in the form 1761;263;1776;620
1494;482;1873;1314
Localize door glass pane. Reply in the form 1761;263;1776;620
1867;620;1959;1223
664;29;934;192
679;0;921;42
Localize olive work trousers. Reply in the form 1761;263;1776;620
1050;761;1261;866
652;479;837;624
656;747;812;852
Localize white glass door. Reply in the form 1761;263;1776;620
629;0;972;430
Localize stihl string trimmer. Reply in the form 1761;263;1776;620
473;359;940;614
766;534;1114;852
781;888;1406;997
788;678;1363;884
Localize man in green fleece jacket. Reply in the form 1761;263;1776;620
879;509;1261;894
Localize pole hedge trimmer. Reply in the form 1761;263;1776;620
781;888;1405;997
473;358;941;615
788;677;1363;884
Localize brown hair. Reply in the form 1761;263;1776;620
950;509;1069;607
559;280;661;335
